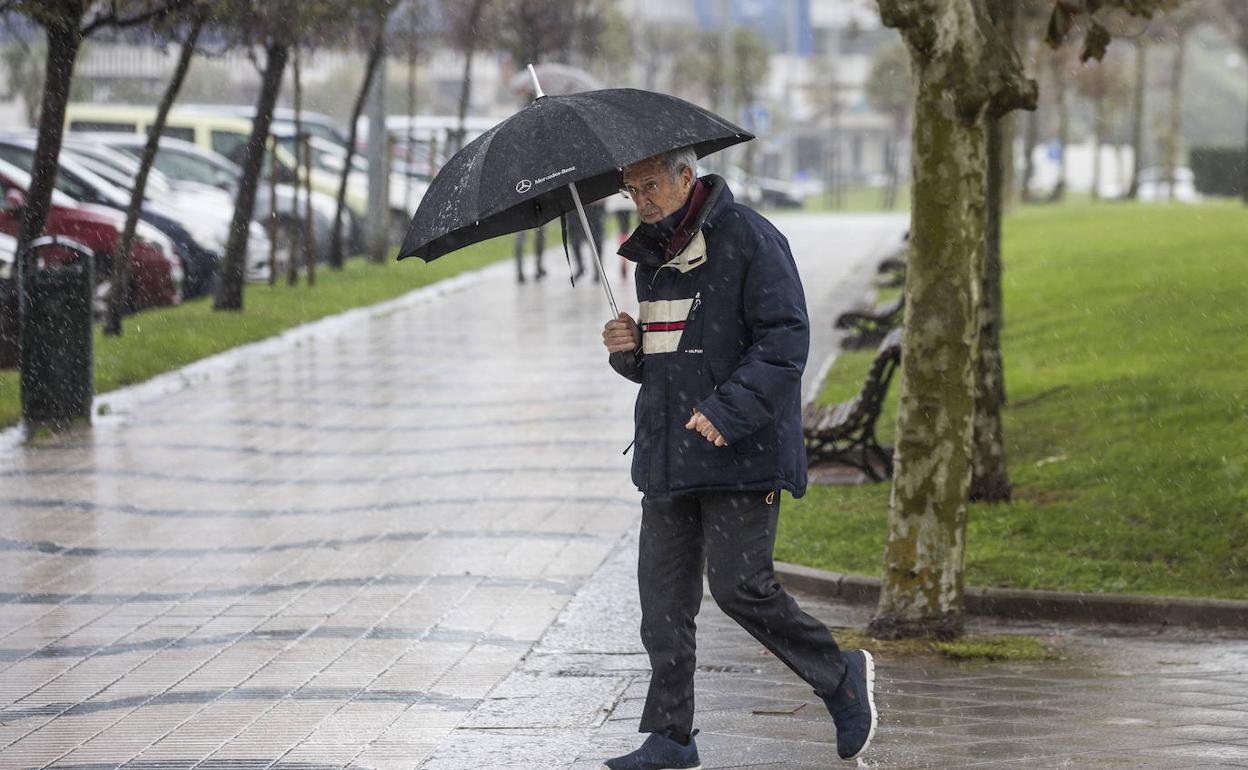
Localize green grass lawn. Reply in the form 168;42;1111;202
776;199;1248;600
0;236;514;429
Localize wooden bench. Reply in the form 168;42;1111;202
876;248;907;288
834;294;904;350
803;327;902;481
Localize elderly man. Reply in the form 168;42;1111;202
600;148;877;769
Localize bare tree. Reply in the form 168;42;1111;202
1075;50;1130;200
1224;1;1248;202
493;0;608;72
1;0;193;277
971;0;1028;505
1046;44;1076;201
211;5;291;310
1125;33;1151;198
866;39;912;210
328;7;390;269
1157;5;1214;200
446;0;495;154
731;28;771;178
868;0;1181;639
108;8;207;336
210;0;349;309
868;0;1036;640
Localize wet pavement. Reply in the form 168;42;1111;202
2;212;1245;769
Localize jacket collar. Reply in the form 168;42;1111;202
618;174;733;268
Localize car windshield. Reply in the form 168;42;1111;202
69;147;173;196
0;157;77;208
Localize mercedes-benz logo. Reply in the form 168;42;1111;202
515;179;532;193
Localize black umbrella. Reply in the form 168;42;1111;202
398;67;752;315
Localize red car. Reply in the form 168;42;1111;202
0;159;180;310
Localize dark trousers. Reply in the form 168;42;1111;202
637;491;846;735
513;228;545;280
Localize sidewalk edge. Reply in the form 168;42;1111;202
775;561;1248;629
0;261;510;451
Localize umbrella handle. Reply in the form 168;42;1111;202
568;181;620;319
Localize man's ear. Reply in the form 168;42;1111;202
681;166;694;188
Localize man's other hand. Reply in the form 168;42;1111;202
603;312;641;353
685;409;727;447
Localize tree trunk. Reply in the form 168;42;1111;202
872;73;984;640
6;17;81;370
970;112;1012;503
1165;33;1185;202
289;44;303;287
1092;96;1105;201
108;15;203;336
1126;39;1147;199
405;6;418;216
453;1;486;154
970;0;1019;505
1242;36;1248;204
16;20;82;272
329;32;385;269
870;0;1034;640
304;133;316;287
1001;112;1017;209
1050;51;1069;202
1021;107;1039;202
214;41;289;311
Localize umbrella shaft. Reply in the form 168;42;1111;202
568;181;619;318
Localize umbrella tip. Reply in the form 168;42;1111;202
527;64;546;99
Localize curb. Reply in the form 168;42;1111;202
0;260;511;454
775;561;1248;630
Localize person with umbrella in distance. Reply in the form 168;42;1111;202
600;147;878;769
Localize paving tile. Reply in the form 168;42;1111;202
10;216;1248;770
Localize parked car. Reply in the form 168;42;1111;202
65;104;369;245
0;159;180;311
0;136;217;299
753;175;807;209
56;137;273;286
0;231;13;280
269;125;426;243
86;132;343;265
177;103;352;150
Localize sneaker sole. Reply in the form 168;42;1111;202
600;765;701;770
842;649;877;761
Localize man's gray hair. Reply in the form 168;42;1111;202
659;147;698;180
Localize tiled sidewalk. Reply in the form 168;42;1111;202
0;214;903;769
0;255;641;768
16;213;1240;770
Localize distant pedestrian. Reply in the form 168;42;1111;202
600;148;878;770
513;227;546;283
605;190;634;281
569;198;606;282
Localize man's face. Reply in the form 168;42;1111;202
622;158;693;225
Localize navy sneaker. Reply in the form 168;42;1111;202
603;730;701;770
821;649;877;760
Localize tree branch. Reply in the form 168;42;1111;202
81;0;197;36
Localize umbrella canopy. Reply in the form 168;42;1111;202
397;88;752;263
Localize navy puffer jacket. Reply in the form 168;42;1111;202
611;174;809;498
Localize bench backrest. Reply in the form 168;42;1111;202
849;327;902;427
